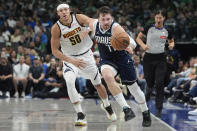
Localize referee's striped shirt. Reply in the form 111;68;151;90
141;24;173;54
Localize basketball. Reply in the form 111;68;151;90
110;32;130;50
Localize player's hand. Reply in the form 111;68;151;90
71;58;86;69
79;27;91;40
125;46;134;55
142;44;149;51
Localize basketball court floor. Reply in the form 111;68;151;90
0;98;177;131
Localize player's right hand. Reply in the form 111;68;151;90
71;58;86;69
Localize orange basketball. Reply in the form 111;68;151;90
110;32;130;50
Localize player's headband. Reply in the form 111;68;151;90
57;4;69;11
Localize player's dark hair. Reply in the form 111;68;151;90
97;6;112;16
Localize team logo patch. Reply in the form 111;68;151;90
160;36;167;39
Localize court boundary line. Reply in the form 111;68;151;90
130;100;177;131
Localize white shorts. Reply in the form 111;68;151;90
63;50;101;85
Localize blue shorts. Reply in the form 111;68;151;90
100;53;137;85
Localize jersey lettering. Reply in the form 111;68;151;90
63;27;81;38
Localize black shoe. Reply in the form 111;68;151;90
142;110;151;127
75;112;87;126
123;107;135;121
156;109;162;118
101;103;117;121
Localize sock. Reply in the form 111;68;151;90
139;102;148;112
101;97;110;107
73;102;83;113
114;93;130;109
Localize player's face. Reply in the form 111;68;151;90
155;14;165;27
57;8;70;21
98;13;113;30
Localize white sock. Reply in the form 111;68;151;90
114;93;130;108
139;103;148;112
101;97;110;107
127;82;148;112
73;102;83;113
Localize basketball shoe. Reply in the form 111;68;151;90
101;103;117;121
75;112;87;126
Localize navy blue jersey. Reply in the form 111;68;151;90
94;22;127;60
93;21;137;85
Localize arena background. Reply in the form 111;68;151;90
0;0;197;131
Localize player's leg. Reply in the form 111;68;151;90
127;82;151;127
79;51;117;121
101;64;135;121
90;71;117;121
63;63;86;126
119;56;151;127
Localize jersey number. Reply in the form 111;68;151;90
69;34;81;45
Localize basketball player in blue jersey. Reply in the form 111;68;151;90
88;6;151;127
51;3;117;126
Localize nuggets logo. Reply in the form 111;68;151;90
63;27;81;38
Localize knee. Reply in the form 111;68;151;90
63;72;76;86
102;73;114;83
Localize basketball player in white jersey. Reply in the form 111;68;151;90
51;3;117;126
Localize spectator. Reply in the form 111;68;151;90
27;56;45;95
13;55;30;98
8;50;18;65
43;58;57;93
43;54;51;67
16;45;24;60
133;55;147;93
33;29;48;55
10;28;21;44
0;56;13;98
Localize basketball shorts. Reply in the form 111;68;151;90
63;50;101;85
100;53;137;85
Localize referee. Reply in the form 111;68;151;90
136;10;175;118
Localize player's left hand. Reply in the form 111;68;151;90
79;27;92;40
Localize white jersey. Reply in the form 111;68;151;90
57;14;93;56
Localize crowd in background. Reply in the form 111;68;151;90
0;0;197;112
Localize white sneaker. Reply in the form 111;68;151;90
21;92;25;98
101;103;117;121
188;108;197;115
107;124;117;131
14;92;19;98
5;92;10;98
75;112;87;126
193;97;197;102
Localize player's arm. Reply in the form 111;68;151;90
112;24;137;49
51;24;86;69
51;24;73;63
76;14;96;39
76;14;95;28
